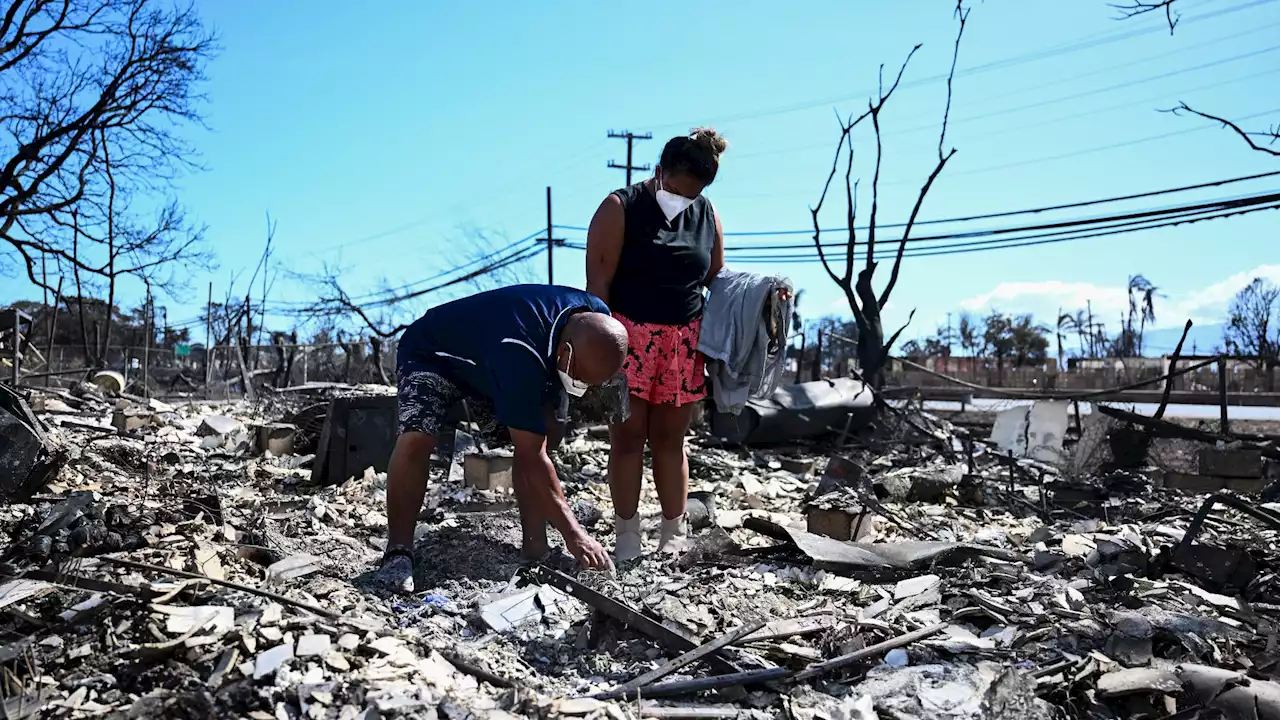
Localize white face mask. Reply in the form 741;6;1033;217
655;173;695;222
558;343;590;397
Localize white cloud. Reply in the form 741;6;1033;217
955;265;1280;329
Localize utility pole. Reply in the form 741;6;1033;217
546;187;554;284
205;282;213;391
544;187;565;285
143;285;152;398
946;312;953;355
607;130;653;185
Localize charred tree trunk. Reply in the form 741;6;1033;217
370;336;390;385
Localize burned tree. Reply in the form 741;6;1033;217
1115;0;1279;156
810;1;969;388
0;1;217;298
1224;277;1280;391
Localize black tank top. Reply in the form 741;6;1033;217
608;181;716;325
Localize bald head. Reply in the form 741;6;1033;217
557;312;628;385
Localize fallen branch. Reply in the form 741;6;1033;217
892;353;1220;401
596;621;768;700
1155;319;1193;419
95;555;339;619
792;623;948;681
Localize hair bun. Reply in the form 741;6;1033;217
689;127;728;156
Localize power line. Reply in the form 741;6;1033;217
717;105;1280;201
267;230;546;311
729;195;1280;259
558;192;1280;262
286;241;548;316
725;188;1280;250
730;50;1280;162
555;169;1280;237
637;0;1278;131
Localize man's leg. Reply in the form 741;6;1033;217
377;365;456;593
385;431;438;549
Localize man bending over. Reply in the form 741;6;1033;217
376;284;628;592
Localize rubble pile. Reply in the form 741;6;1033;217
2;384;1280;719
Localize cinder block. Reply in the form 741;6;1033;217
1198;448;1264;479
464;451;514;491
111;409;152;432
805;505;874;541
1162;472;1266;495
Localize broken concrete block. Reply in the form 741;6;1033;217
805;504;875;542
256;423;297;456
464;450;514;491
295;634;331;658
266;554;322;584
111;409;153;433
1197;448;1263;479
198;415;243;437
253;642;295;680
1162;473;1266;495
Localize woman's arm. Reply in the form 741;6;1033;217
705;206;725;286
585;194;625;303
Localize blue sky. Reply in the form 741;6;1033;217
4;0;1279;353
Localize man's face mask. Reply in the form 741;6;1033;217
559;342;590;397
655;171;695;222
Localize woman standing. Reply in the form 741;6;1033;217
585;128;726;562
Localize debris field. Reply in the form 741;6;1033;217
3;379;1280;720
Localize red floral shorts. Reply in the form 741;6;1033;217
615;313;707;407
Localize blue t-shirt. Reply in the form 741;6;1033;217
397;284;610;435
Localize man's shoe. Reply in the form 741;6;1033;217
376;545;415;594
614;514;642;563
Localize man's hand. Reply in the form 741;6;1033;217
565;530;614;571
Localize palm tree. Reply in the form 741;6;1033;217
1125;275;1162;356
1057;309;1079;371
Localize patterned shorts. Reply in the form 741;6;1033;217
396;362;499;438
616;313;707;407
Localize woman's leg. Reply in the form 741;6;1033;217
646;401;696;521
607;397;650;521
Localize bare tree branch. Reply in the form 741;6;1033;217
1110;0;1179;33
1161;101;1280;157
808;3;969;388
879;1;968;310
0;0;218;300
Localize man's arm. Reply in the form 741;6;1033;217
509;429;612;570
585;194;625;303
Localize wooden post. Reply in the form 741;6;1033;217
45;278;63;387
142;290;151;398
10;306;20;386
1217;356;1230;435
812;330;824;381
